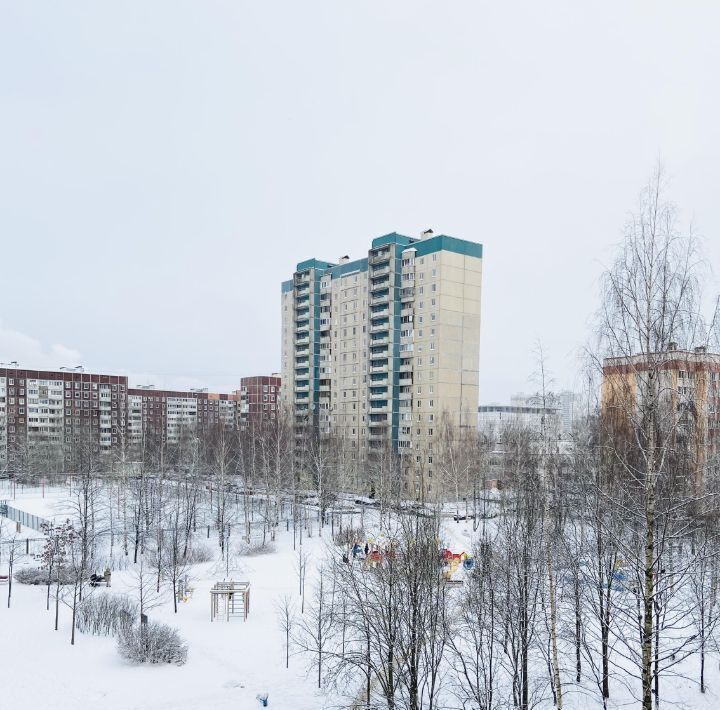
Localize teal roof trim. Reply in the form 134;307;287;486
281;279;294;293
327;257;368;278
413;234;483;259
296;258;336;273
371;232;417;249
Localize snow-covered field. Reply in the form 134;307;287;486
0;485;338;709
2;484;720;709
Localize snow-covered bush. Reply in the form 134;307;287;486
14;566;74;585
118;622;188;665
183;545;213;564
76;594;137;637
239;540;275;556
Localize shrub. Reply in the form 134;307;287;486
334;526;365;547
14;566;74;585
118;622;188;665
76;594;137;637
238;540;275;556
183;545;213;564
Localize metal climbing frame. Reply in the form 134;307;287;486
210;581;251;622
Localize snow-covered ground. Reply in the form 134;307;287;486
1;490;332;709
2;485;719;709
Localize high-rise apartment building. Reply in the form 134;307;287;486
0;366;128;469
281;231;482;497
237;374;281;429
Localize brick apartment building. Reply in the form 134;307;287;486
237;374;281;428
0;366;285;470
0;366;128;469
127;386;238;447
602;344;720;488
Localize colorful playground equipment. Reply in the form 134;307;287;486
346;536;475;583
441;548;474;582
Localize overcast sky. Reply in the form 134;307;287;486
1;1;719;401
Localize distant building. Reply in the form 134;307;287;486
478;403;560;439
508;390;581;436
127;386;238;447
0;366;128;470
237;374;281;428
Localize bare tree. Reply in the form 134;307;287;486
275;594;297;668
596;165;720;709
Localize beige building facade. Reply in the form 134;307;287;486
281;231;483;498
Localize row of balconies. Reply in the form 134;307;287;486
369;249;391;265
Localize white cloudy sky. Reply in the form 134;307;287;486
1;1;719;400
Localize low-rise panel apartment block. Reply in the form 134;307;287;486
281;231;482;497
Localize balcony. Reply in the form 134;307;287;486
370;375;388;386
368;432;387;442
398;371;413;383
319;383;331;392
296;335;310;345
399;391;412;401
369;390;388;400
370;363;389;373
370;278;390;292
400;287;414;302
371;335;389;346
369;403;389;413
295;346;309;356
399;362;413;372
371;265;391;277
370;321;389;333
369;250;391;265
371;293;390;305
371;306;389;318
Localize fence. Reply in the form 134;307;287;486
0;501;50;533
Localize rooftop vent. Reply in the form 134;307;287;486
60;365;84;373
339;255;350;264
